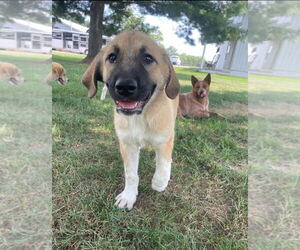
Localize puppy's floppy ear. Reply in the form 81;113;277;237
81;52;103;98
191;75;198;86
203;73;211;85
165;56;180;99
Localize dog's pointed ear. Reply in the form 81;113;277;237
81;52;103;98
191;75;198;86
203;73;211;85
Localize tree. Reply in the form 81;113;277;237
137;1;247;45
178;54;203;67
52;1;163;63
0;0;51;26
121;14;163;44
52;1;247;62
82;1;105;63
165;46;178;56
249;1;300;44
52;0;89;24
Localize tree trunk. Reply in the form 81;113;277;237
81;1;105;64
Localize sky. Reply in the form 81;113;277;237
144;15;218;61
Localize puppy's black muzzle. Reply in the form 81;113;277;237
115;78;138;98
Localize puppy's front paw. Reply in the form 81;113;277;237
115;190;137;210
151;175;169;192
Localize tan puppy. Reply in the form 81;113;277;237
45;62;68;85
82;31;180;210
0;62;24;85
178;74;211;118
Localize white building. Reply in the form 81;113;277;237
202;15;248;78
249;14;300;78
0;18;52;53
53;19;111;54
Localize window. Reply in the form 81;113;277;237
52;32;62;39
32;35;41;41
32;41;41;49
0;32;15;40
43;36;52;42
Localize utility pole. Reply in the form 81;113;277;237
200;43;206;69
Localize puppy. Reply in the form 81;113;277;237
81;31;180;210
178;74;211;118
45;62;68;85
0;62;24;85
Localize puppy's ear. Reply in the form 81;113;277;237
191;75;198;86
203;73;211;85
165;64;180;99
81;52;103;98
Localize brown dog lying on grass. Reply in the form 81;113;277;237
178;74;225;119
0;62;24;85
45;62;68;85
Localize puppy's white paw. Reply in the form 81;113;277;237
151;176;169;192
115;190;137;210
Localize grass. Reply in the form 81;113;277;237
52;51;248;249
248;74;300;249
0;52;52;248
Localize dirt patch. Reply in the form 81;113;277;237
249;102;300;117
212;102;247;116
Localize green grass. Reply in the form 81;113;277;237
0;52;52;248
248;74;300;249
52;53;248;249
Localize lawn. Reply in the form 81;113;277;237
52;51;248;249
248;74;300;249
0;52;52;248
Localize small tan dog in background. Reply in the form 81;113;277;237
0;62;24;85
178;74;211;118
45;62;68;85
178;74;225;119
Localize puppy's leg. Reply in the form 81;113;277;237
152;136;174;192
115;142;139;210
100;85;108;101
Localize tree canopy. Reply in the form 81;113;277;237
249;1;300;44
0;0;51;26
137;1;247;44
52;1;161;41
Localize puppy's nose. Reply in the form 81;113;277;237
115;79;137;97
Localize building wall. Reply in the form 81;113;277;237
230;40;248;74
0;38;17;49
215;41;228;70
249;14;300;77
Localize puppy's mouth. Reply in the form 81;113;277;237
9;77;19;85
115;100;145;115
114;85;156;116
58;78;65;85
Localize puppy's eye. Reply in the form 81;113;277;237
107;53;117;63
144;54;155;64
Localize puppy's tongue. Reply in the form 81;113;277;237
58;78;64;85
10;78;18;85
117;101;139;109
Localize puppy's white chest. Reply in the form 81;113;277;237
115;114;166;146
